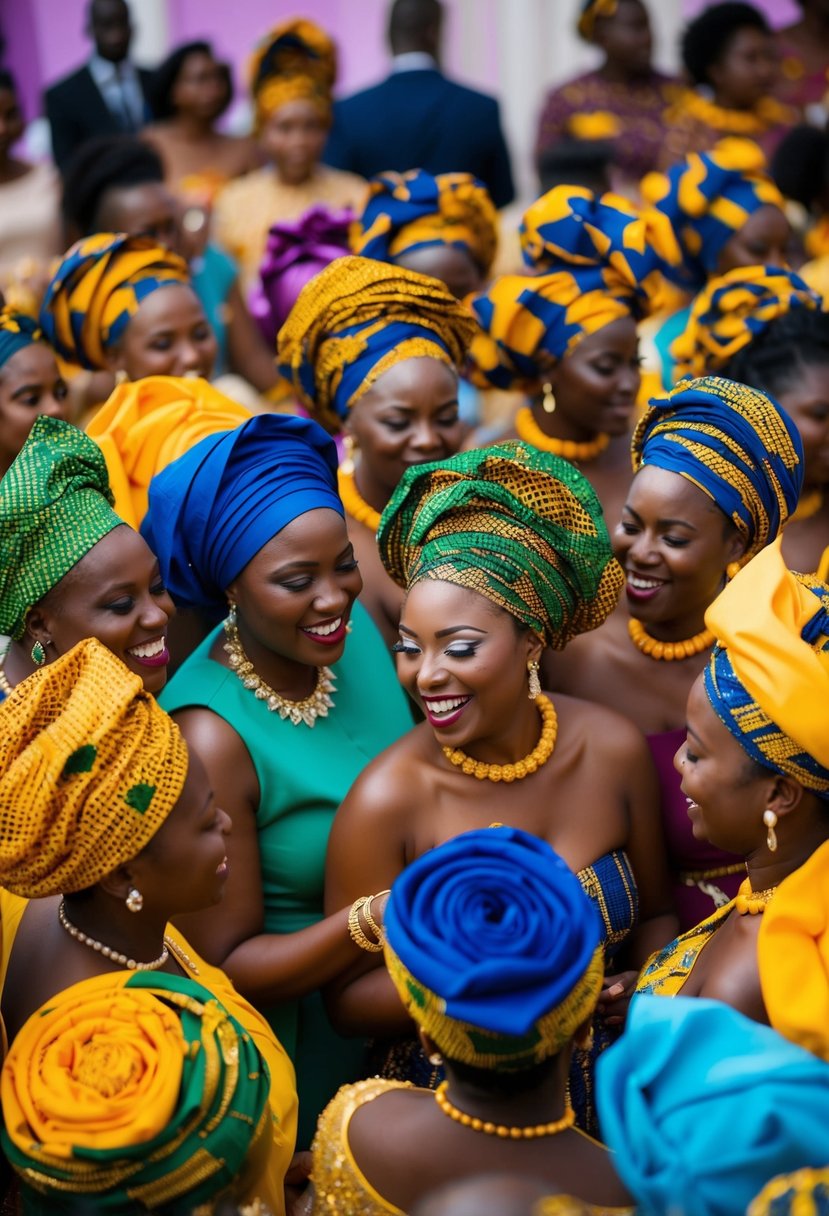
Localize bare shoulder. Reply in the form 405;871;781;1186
338;723;431;825
554;690;650;763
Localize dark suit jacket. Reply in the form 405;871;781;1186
44;64;153;173
324;69;515;208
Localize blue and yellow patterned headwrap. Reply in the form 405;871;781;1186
633;376;803;562
249;18;337;129
671;265;823;379
468;186;677;391
384;826;604;1071
750;1169;829;1216
704;539;829;798
39;233;191;371
351;169;498;278
641;139;786;293
0;308;43;369
277;254;478;434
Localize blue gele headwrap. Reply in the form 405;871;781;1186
0;310;43;369
141;413;343;611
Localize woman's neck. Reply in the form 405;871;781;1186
168;112;216;141
232;611;319;700
62;892;169;965
442;693;545;769
529;400;601;444
745;821;829;894
4;638;40;686
443;1051;570;1127
353;462;394;516
597;59;647;85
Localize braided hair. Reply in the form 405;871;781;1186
721;307;829;398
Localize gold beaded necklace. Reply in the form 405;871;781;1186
628;617;714;661
338;469;382;533
734;878;776;915
515;407;610;463
442;694;557;782
435;1081;575;1139
223;611;336;727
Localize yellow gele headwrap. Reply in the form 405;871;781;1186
277;254;478;433
39;233;191;371
578;0;619;40
758;839;829;1063
249;19;336;129
704;538;829;797
87;375;251;530
0;638;188;898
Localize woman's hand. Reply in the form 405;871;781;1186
595;969;639;1027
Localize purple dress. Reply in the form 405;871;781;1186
647;728;744;932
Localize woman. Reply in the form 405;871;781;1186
534;0;680;195
325;443;675;1134
466;186;674;530
213;20;366;294
549;376;804;930
0;638;297;1214
0;416;174;699
2;972;279;1215
636;537;829;1014
313;827;633;1215
660;2;795;168
277;255;478;647
142;414;412;1149
776;0;829;115
0;308;69;477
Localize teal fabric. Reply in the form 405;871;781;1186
190;242;237;377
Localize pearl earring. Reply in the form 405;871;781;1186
763;808;778;853
542;382;556;414
126;888;144;913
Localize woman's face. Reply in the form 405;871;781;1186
597;0;652;75
777;362;829;489
0;344;69;472
394;579;539;744
172;51;228;124
674;674;769;853
395;244;483;300
35;525;175;693
228;508;362;667
97;182;182;255
132;751;231;915
547;317;640;437
107;283;217;380
708;26;778;109
260;98;327;185
614;465;743;634
717;206;790;273
0;86;23;158
348;358;462;503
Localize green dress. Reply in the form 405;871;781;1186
160;602;412;1147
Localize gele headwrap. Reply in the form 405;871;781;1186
378;441;624;649
672;265;822;379
641;139;786;292
759;839;829;1064
87;375;250;530
1;972;271;1215
597;996;829;1216
632;376;803;562
0;307;43;368
249;19;336;128
578;0;619;39
468;186;678;391
277;255;477;433
0;415;123;640
0;638;188;898
704;539;829;797
351;169;498;278
384;826;604;1070
749;1168;829;1216
39;233;191;370
142;412;343;612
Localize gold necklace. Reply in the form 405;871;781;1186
338;469;382;533
734;878;776;915
59;899;170;971
791;488;824;523
435;1081;575;1139
679;90;793;134
515;407;610;463
223;612;336;727
443;694;557;782
628;617;714;661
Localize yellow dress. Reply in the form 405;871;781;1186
635;898;734;996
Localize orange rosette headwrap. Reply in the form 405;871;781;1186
249;19;337;129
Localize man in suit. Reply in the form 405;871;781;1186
324;0;515;208
44;0;153;173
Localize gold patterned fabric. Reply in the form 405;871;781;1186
635;901;732;996
249;19;337;128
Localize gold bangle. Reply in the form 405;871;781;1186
362;889;390;945
348;896;383;953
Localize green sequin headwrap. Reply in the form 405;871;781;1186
0;416;123;639
378;441;623;648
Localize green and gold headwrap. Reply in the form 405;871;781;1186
0;415;123;640
1;971;272;1214
378;442;623;649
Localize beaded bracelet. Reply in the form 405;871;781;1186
348;896;383;953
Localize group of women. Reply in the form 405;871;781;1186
0;6;828;1216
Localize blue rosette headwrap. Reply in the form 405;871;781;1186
0;308;43;369
141;413;342;611
383;826;604;1070
632;375;803;562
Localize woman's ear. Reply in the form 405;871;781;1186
97;862;135;904
767;772;806;822
23;603;54;651
526;629;544;666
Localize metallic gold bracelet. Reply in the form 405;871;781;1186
362;889;390;945
348;896;383;953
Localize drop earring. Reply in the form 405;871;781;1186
542;382;556;414
763;808;778;852
226;599;237;626
126;888;144;913
31;640;46;666
527;658;542;699
341;433;356;475
115;368;130;385
428;1052;443;1067
726;561;742;581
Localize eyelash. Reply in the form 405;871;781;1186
620;522;689;548
102;582;168;613
280;560;359;592
391;642;480;658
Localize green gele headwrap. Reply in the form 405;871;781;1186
378;441;623;649
0;416;123;639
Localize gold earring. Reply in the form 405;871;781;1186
527;658;542;699
115;368;130;385
726;561;742;580
226;598;237;626
763;808;778;852
542;382;556;414
341;433;356;476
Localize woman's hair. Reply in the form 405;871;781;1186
61;135;165;237
0;68;17;95
721;308;829;399
448;1054;559;1099
147;40;232;122
772;125;829;211
681;1;770;86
